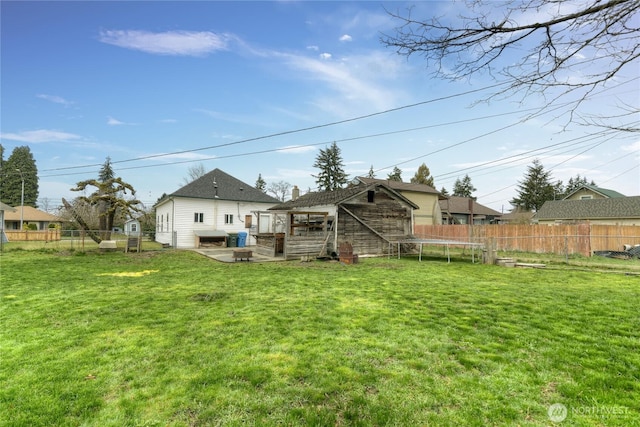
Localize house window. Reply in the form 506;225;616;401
194;212;204;223
131;224;137;232
225;214;233;225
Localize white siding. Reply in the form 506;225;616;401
155;197;277;248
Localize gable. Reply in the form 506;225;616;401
563;184;626;200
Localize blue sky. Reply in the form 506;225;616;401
1;1;638;212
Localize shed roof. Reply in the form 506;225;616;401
269;183;419;211
165;168;280;204
535;196;640;220
356;177;443;197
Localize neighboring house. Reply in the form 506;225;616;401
355;177;444;225
3;205;62;230
439;196;502;224
154;168;280;249
257;182;419;260
123;217;141;236
535;196;640;225
0;202;16;243
563;184;626;200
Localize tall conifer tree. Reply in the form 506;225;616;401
312;142;347;191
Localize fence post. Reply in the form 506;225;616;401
483;237;496;264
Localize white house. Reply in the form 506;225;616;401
154;168;280;249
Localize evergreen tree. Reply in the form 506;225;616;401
410;163;434;187
387;166;403;182
312;142;348;191
0;144;4;189
562;175;596;198
510;159;556;211
0;144;4;203
255;173;267;192
439;186;449;197
367;165;375;179
2;146;39;207
64;157;142;242
452;174;477;199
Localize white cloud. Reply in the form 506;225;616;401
98;29;232;56
0;129;81;143
339;34;353;42
319;52;332;60
306;45;319;51
107;116;126;126
281;52;402;112
36;94;74;106
621;140;640;152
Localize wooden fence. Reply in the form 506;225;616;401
4;229;61;242
414;224;640;257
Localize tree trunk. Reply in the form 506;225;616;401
62;198;103;244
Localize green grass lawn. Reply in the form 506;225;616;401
1;250;638;426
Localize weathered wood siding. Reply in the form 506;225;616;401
284;234;335;260
338;191;413;256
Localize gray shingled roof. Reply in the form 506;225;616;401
269;185;370;210
535;196;640;220
269;183;418;210
439;196;502;216
170;168;280;203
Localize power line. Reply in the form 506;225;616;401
436;126;632;187
38;104;543;179
40;81;510;173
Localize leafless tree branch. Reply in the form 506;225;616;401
381;0;640;129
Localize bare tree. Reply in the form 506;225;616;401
382;0;640;129
182;163;207;186
268;181;292;202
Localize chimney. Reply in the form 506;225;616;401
292;185;300;201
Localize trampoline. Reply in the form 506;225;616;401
390;238;484;263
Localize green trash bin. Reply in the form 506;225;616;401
227;233;238;247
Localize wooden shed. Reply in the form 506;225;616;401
254;183;418;260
